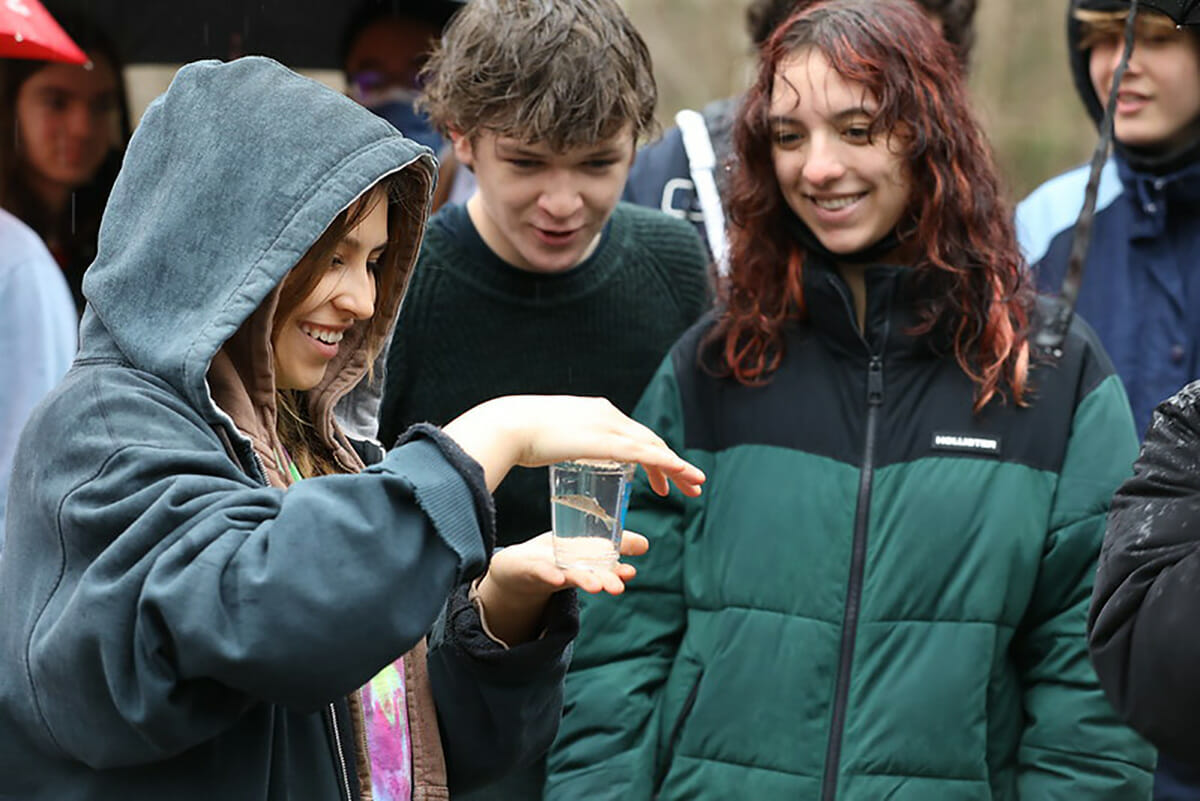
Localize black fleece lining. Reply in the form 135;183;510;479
446;583;580;670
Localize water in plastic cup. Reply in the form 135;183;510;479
550;460;635;571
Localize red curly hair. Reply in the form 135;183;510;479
717;0;1030;411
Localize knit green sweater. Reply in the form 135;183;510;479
379;201;710;546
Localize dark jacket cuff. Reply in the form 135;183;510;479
445;583;580;680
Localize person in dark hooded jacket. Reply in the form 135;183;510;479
1090;381;1200;795
1016;0;1200;439
0;56;705;801
1017;3;1200;797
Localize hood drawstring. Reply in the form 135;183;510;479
1037;0;1142;353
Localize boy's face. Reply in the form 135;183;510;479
454;127;635;274
1088;18;1200;151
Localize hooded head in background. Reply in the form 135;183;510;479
1068;0;1200;174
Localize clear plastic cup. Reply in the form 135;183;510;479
549;460;635;571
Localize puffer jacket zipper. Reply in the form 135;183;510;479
820;354;883;801
326;702;353;801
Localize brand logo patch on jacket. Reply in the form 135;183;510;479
931;432;1001;456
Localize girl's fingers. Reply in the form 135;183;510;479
644;466;671;496
619;531;649;556
534;561;569;589
563;567;605;594
600;572;627;595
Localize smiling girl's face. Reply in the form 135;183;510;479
768;47;911;256
273;193;389;391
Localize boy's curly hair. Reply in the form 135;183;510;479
419;0;658;149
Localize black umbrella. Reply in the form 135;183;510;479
1038;0;1197;352
39;0;466;71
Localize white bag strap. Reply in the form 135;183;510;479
676;108;730;277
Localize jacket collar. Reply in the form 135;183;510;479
802;254;927;360
1116;152;1200;239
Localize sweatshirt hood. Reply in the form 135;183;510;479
1067;0;1200;174
79;57;436;430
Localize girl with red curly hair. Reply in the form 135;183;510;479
547;1;1154;799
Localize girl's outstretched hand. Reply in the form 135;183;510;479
442;395;705;496
474;531;649;645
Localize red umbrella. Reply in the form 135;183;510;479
0;0;87;63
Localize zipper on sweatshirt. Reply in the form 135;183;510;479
820;354;884;801
326;702;353;801
232;437;353;798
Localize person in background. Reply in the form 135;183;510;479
0;208;76;544
546;1;1153;798
1018;1;1200;440
340;0;464;155
1016;4;1200;795
0;12;130;314
623;0;977;258
374;1;711;796
336;0;466;441
0;56;704;801
377;0;709;549
340;0;476;211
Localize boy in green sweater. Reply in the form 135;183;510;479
378;0;710;559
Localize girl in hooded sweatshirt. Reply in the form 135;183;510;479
0;57;704;801
547;2;1152;800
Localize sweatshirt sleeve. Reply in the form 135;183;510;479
546;354;703;801
1015;371;1155;798
1089;379;1200;761
10;369;492;769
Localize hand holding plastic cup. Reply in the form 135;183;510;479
550;460;635;571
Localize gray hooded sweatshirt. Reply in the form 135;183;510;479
0;57;575;800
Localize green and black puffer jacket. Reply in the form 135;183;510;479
547;259;1155;801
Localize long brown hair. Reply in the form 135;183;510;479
273;174;417;477
719;0;1030;412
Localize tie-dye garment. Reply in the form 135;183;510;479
362;658;413;801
